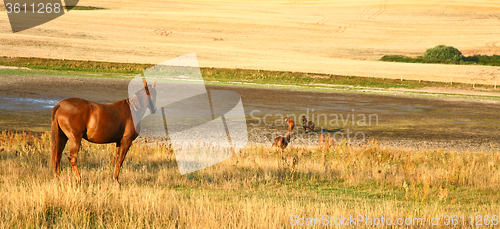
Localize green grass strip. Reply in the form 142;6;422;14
380;54;500;66
0;56;496;90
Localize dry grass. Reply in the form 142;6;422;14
1;131;499;228
1;0;500;85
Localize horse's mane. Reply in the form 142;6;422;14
128;88;147;111
128;84;156;111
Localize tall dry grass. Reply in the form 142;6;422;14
1;131;499;228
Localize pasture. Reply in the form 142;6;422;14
1;130;499;228
1;58;500;227
1;0;500;227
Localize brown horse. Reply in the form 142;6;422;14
272;133;292;150
284;117;295;132
302;115;315;133
50;80;157;184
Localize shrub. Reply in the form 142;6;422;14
380;55;414;63
380;55;424;63
474;54;500;66
423;45;464;63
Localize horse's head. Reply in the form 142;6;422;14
143;80;158;114
130;80;158;115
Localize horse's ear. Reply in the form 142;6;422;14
143;80;151;95
152;80;157;89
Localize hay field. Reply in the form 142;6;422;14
1;0;500;85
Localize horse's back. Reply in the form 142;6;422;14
53;97;92;121
53;98;130;143
52;98;92;135
55;97;92;111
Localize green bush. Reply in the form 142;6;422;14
474;55;500;66
423;45;464;63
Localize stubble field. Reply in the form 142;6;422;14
1;0;500;84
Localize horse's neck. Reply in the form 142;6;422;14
127;95;148;119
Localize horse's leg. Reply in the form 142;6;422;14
113;139;132;184
50;114;68;177
67;135;83;182
112;142;121;167
52;134;68;177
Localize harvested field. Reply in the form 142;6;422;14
1;0;500;84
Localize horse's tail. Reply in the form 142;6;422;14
50;104;64;171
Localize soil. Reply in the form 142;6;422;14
1;74;499;152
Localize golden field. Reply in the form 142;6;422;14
1;131;499;228
2;1;500;227
1;0;500;85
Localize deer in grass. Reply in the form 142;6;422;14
272;133;292;149
284;117;295;132
301;115;315;133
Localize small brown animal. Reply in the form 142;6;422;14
284;117;295;132
272;133;292;149
302;115;315;132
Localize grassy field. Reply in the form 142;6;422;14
1;131;499;228
2;1;500;227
